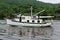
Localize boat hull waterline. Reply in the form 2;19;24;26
7;19;52;27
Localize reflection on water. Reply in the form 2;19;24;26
39;27;54;40
8;25;54;40
32;27;54;40
0;20;54;40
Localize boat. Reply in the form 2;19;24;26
6;15;54;27
6;7;54;27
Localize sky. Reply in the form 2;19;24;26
37;0;60;4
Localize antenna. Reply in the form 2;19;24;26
31;6;33;17
33;9;45;16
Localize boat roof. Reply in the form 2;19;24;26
39;16;54;18
17;15;54;18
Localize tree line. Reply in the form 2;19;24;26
0;0;60;19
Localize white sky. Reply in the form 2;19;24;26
37;0;60;4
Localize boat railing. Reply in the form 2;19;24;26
10;19;52;24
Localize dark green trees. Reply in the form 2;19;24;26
0;0;60;19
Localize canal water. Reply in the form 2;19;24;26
0;20;60;40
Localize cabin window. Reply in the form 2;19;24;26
21;17;25;19
33;16;36;18
32;20;34;23
27;20;29;22
19;17;21;22
37;20;40;23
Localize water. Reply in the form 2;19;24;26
0;20;60;40
52;20;60;40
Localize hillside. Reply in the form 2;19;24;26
0;0;60;19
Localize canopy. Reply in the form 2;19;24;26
39;16;54;18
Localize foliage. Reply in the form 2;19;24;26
0;0;60;19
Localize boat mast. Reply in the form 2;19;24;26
33;9;45;16
31;6;33;17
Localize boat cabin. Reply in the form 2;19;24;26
13;15;44;23
12;14;54;24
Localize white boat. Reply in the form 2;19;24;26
6;7;54;27
6;16;54;27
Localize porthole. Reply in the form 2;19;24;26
37;20;40;23
32;20;34;23
27;20;29;22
